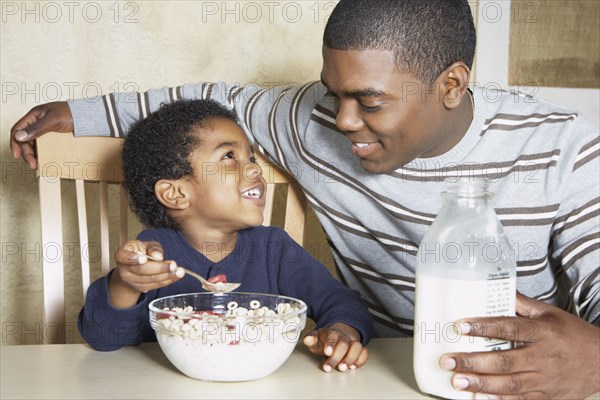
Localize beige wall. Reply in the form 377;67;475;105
2;1;597;346
1;1;332;345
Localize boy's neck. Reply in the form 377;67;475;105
179;225;239;263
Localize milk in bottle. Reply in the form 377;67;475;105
413;178;516;399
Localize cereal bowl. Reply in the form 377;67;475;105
149;292;307;381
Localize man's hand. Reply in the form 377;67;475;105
109;240;183;309
303;322;368;372
440;292;600;399
10;101;73;169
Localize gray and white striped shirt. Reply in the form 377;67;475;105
69;82;600;337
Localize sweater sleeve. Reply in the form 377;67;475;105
67;81;324;178
269;228;374;345
77;270;156;351
552;117;600;326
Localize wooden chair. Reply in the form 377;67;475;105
36;132;308;344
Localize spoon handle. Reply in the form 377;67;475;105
134;250;240;292
179;267;211;286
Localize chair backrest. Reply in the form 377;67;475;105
36;132;307;343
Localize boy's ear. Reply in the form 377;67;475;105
437;61;471;110
154;179;189;210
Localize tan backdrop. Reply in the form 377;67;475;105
1;1;333;345
2;1;597;346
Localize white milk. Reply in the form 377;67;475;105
156;331;298;381
413;273;516;399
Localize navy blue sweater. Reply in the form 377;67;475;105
78;226;374;351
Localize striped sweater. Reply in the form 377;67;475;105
69;82;600;337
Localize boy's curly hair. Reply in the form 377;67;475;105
122;99;238;229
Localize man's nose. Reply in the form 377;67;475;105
335;101;364;132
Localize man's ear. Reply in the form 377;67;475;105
437;62;471;110
154;179;189;210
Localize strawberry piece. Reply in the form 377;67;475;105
207;274;227;284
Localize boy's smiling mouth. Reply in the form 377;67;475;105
241;184;264;200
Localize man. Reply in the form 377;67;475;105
10;1;599;398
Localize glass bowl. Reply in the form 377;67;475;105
149;292;307;381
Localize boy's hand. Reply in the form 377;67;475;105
303;322;368;372
10;101;73;169
109;240;183;308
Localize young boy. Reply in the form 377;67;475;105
77;99;373;373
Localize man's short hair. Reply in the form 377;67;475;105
323;0;476;86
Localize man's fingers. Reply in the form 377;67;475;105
11;107;47;141
457;316;542;343
515;292;547;318
450;371;544;397
12;102;73;140
442;348;534;375
22;142;37;170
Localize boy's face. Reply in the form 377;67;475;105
184;118;267;232
321;47;457;174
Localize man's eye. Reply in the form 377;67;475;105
250;156;257;163
359;103;383;113
222;151;235;159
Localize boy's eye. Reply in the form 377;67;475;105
250;156;257;163
222;151;235;160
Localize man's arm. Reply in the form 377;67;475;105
11;81;324;174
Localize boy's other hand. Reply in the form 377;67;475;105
10;101;73;169
303;322;368;372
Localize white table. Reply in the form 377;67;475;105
1;338;430;399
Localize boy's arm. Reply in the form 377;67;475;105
272;229;374;345
78;271;155;351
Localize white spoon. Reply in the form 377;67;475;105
135;251;241;293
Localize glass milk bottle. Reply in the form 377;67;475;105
413;178;516;399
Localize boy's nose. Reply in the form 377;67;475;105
244;162;263;181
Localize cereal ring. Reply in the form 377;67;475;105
227;301;239;310
250;300;261;309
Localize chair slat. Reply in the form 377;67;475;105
262;183;276;226
99;182;110;275
75;180;91;299
119;186;128;246
38;177;65;344
284;183;307;245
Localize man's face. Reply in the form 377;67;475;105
320;47;454;174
